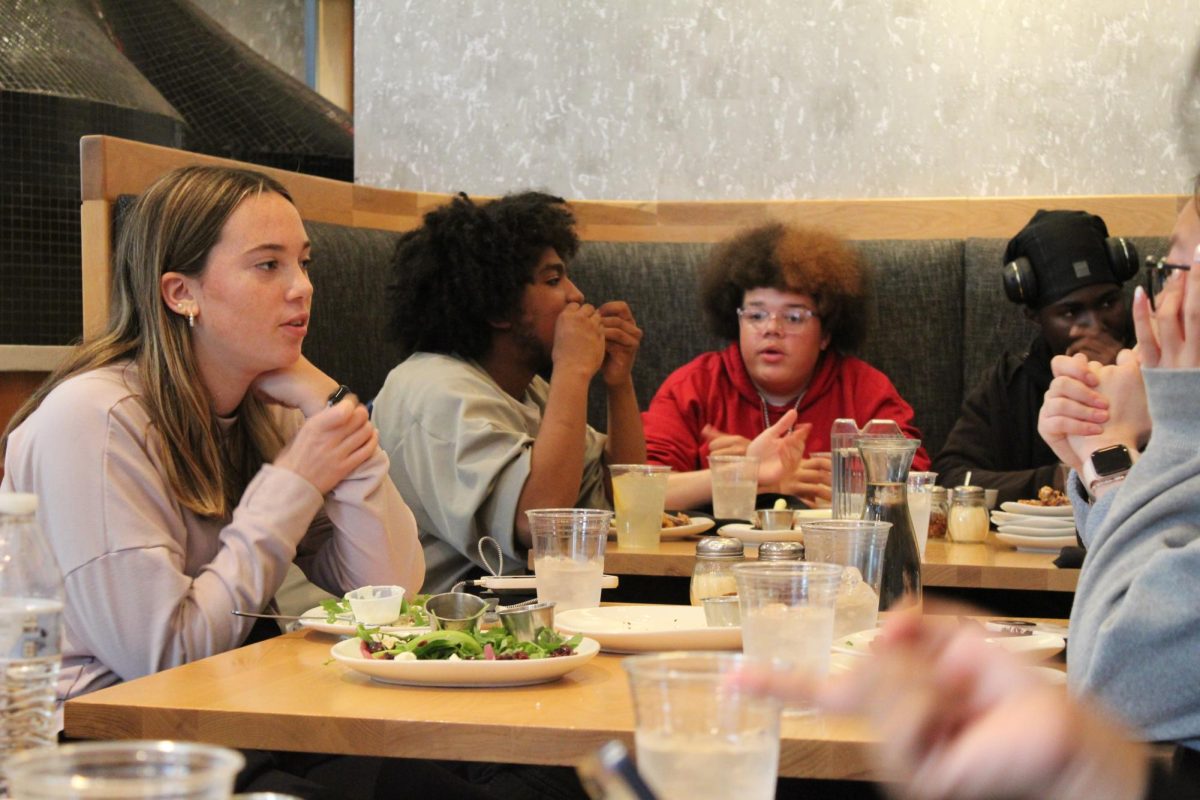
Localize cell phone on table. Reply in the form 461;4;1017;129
577;740;659;800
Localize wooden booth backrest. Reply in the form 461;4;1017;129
77;135;1185;456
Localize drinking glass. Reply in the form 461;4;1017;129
709;456;758;520
526;508;611;612
609;464;671;549
906;471;938;558
624;652;780;800
831;419;900;519
800;520;891;637
732;562;842;681
5;740;244;799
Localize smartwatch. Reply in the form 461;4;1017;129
1082;444;1134;495
326;384;351;407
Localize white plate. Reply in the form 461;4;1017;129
609;518;716;541
473;574;620;591
717;523;804;544
1030;666;1068;685
834;627;1065;661
330;636;600;687
989;512;1075;529
554;605;741;653
995;533;1077;552
995;524;1077;537
999;502;1074;517
296;606;428;637
792;508;834;522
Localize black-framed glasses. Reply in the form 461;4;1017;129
1145;256;1192;310
736;307;818;333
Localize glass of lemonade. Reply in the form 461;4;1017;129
527;508;611;612
610;464;672;549
733;562;842;707
906;471;937;558
800;520;892;638
624;652;780;800
709;455;759;520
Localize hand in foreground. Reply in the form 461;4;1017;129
778;438;831;507
731;612;1148;800
1037;353;1109;474
274;398;377;494
551;302;605;379
597;301;643;387
1065;329;1125;366
1134;263;1200;369
1065;349;1149;462
252;355;340;418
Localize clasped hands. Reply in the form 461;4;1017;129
1036;268;1200;475
702;410;832;506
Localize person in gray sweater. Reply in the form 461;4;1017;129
1039;184;1200;755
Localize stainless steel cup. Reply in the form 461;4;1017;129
498;601;556;642
424;592;488;632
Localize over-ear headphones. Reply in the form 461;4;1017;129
1001;211;1140;305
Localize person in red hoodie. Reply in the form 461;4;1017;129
644;222;928;510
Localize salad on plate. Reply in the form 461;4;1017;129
354;624;583;662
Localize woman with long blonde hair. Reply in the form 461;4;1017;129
2;165;423;705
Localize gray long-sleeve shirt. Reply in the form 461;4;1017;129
1067;367;1200;750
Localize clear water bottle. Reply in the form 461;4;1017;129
0;492;64;778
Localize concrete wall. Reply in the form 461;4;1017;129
191;0;306;83
355;0;1200;200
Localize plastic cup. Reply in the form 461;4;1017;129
709;456;759;520
610;464;671;549
526;508;611;612
906;471;938;558
732;562;842;689
5;740;244;799
343;584;405;625
623;652;780;800
800;520;892;638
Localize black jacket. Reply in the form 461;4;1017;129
932;336;1060;504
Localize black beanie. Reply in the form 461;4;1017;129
1004;210;1121;308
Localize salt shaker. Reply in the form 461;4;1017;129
948;486;989;543
690;537;744;605
756;541;804;562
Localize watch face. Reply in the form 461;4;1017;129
1092;444;1133;477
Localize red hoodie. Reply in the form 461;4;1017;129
643;343;930;472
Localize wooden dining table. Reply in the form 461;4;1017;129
587;533;1079;593
64;628;885;781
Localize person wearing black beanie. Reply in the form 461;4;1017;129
933;209;1136;505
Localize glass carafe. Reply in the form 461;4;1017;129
857;436;921;610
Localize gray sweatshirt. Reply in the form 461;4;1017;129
1067;367;1200;750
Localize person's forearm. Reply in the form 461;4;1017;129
604;377;646;465
513;368;592;546
665;469;715;510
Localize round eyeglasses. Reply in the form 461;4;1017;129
736;307;818;333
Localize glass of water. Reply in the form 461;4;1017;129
4;740;244;799
527;508;611;612
709;455;758;520
906;471;938;558
624;652;780;800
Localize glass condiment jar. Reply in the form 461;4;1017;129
690;537;744;605
948;486;990;543
928;486;949;539
756;541;804;562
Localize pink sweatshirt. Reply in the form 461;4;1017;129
1;363;423;702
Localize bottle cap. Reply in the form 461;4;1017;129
696;537;745;560
951;485;985;501
0;492;37;515
757;541;805;561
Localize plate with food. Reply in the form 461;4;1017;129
331;627;599;687
609;512;715;541
554;604;741;653
1000;486;1073;516
834;626;1065;661
995;533;1077;552
717;522;804;544
298;594;430;637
